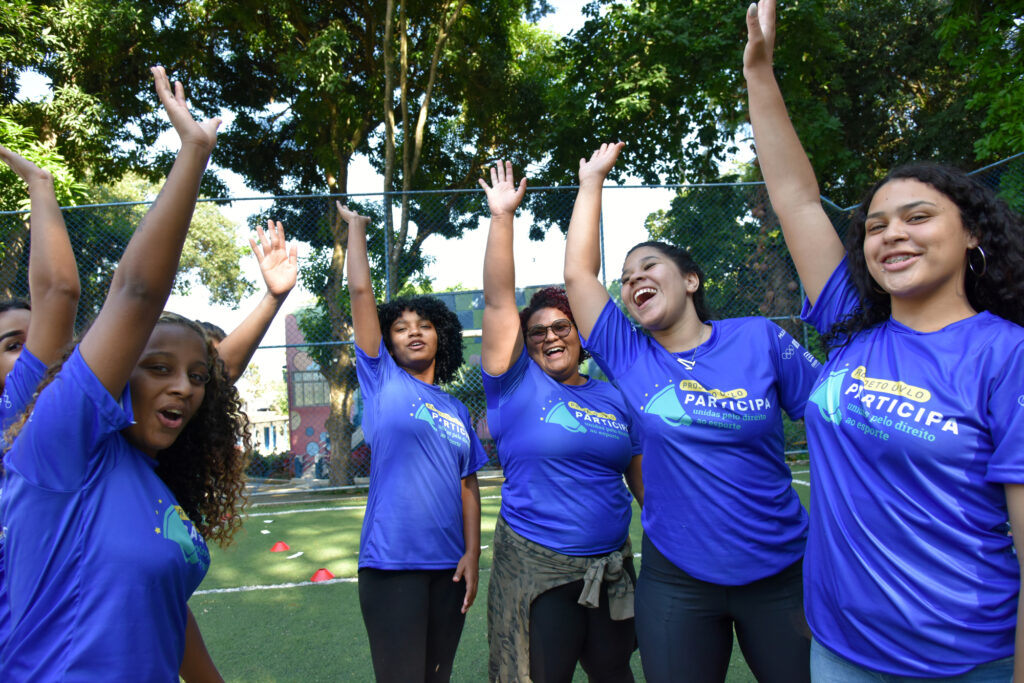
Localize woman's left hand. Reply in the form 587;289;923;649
453;552;480;613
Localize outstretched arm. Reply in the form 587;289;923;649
216;220;298;383
341;203;381;356
0;145;79;365
563;142;624;338
480;161;528;376
744;0;843;304
79;66;219;396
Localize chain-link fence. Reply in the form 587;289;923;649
2;153;1022;487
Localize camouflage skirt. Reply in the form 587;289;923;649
486;515;634;682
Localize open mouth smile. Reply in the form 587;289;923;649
633;287;656;307
157;408;184;429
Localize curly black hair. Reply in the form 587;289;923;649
2;313;251;547
152;313;250;546
823;163;1024;350
378;295;464;384
625;241;714;322
197;320;227;343
519;286;590;365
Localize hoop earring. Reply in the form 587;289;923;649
968;245;987;278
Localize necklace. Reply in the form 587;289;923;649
674;324;711;371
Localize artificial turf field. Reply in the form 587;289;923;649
189;467;812;682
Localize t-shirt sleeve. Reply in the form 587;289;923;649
767;319;823;420
481;346;530;438
0;348;47;432
354;339;389;397
983;342;1024;484
800;257;863;335
4;347;132;491
581;299;643;381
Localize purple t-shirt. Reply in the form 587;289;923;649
356;341;488;569
802;258;1024;676
1;348;210;681
483;346;640;555
583;300;821;585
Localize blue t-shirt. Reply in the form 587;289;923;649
356;341;488;569
0;350;47;658
583;300;821;585
483;346;640;555
802;258;1024;677
0;348;210;681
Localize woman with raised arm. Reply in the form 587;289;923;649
563;143;821;683
0;143;80;662
0;67;248;682
478;161;642;682
341;202;487;682
745;1;1024;680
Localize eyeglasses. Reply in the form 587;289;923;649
526;319;573;343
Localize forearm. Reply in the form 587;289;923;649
343;208;382;354
180;606;224;683
461;474;481;558
744;63;823;218
217;290;289;383
111;142;212;308
482;213;517;309
563;182;604;284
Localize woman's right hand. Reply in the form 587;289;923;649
337;201;370;229
578;142;624;187
151;65;220;153
478;160;527;218
743;0;776;74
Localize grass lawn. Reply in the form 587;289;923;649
190;468;812;681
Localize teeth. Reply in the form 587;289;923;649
885;255;913;264
633;287;656;305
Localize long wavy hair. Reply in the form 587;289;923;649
625;241;714;322
2;312;251;547
519;286;589;365
823;163;1024;350
378;295;464;384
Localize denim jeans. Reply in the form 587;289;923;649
811;638;1013;683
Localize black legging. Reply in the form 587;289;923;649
358;567;467;682
634;534;810;683
528;558;637;683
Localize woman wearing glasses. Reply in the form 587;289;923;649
564;143;823;683
479;162;643;682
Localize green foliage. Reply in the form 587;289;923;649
0;117;87;211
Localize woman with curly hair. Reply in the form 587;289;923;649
478;161;643;682
0;66;247;681
746;2;1024;679
564;143;822;683
341;202;487;682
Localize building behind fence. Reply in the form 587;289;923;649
2;153;1022;485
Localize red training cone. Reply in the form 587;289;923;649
310;568;335;582
270;541;290;552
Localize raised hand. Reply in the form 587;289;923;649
743;0;776;72
0;145;52;188
337;201;370;229
250;220;298;298
151;65;220;152
578;142;625;187
478;160;527;218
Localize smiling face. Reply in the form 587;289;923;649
524;307;582;384
123;322;210;458
620;246;700;332
388;309;439;376
863;178;977;308
0;307;31;389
